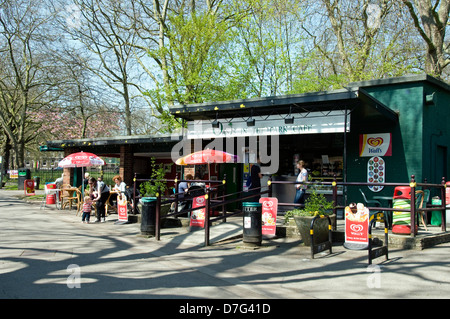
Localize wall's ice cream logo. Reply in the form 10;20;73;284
367;137;383;147
360;133;392;157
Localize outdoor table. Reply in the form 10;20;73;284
61;187;81;210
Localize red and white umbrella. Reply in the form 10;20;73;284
175;149;238;166
59;152;105;195
59;151;105;168
175;149;238;181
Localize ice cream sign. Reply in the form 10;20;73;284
359;133;392;157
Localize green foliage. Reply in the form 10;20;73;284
139;158;172;197
284;189;335;223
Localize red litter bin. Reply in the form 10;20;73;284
46;183;56;204
393;186;411;199
392;186;415;235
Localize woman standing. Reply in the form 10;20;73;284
294;160;308;205
89;177;110;223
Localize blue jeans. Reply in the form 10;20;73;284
294;188;306;205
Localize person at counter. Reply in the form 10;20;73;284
294;160;308;205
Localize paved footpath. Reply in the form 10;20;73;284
1;189;450;303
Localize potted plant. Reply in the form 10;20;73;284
139;158;172;236
139;158;171;198
285;189;335;246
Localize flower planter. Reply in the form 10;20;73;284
293;214;336;246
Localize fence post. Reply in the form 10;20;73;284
332;174;337;230
222;174;227;223
268;176;273;197
156;186;161;241
410;175;416;237
174;173;179;214
205;187;211;247
441;177;446;231
133;173;137;215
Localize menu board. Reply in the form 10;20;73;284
367;156;385;192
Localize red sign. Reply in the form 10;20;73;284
24;179;35;196
259;197;278;236
117;194;128;222
190;195;206;228
344;205;369;244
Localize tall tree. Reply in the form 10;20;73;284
302;0;421;85
403;0;450;78
0;0;58;168
61;0;142;135
129;0;250;130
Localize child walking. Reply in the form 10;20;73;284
82;196;92;224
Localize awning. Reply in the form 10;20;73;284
42;134;183;157
170;86;398;125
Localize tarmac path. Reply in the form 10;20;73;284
0;189;449;302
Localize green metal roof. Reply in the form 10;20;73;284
169;85;399;123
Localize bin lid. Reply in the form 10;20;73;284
140;197;157;203
242;202;261;207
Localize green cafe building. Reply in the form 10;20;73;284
44;74;450;209
169;74;450;207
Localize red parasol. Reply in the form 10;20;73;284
175;149;238;181
59;151;105;168
58;151;105;195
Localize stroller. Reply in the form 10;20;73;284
170;185;206;216
125;186;140;214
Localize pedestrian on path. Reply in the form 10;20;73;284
81;196;92;224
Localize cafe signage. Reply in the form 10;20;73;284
190;195;206;228
359;133;392;157
259;197;278;237
344;203;370;250
24;179;35;196
117;194;128;222
187;111;349;139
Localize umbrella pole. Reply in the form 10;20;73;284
81;166;84;198
208;163;211;188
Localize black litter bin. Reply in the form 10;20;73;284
242;202;262;246
140;197;157;236
18;168;31;190
33;176;40;190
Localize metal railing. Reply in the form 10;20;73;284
268;174;447;236
132;173;447;246
132;173;271;246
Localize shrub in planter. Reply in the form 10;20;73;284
285;189;335;246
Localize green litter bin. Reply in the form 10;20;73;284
18;168;31;190
431;197;442;226
140;197;157;236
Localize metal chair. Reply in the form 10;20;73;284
359;188;382;209
40;184;61;210
359;188;384;226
